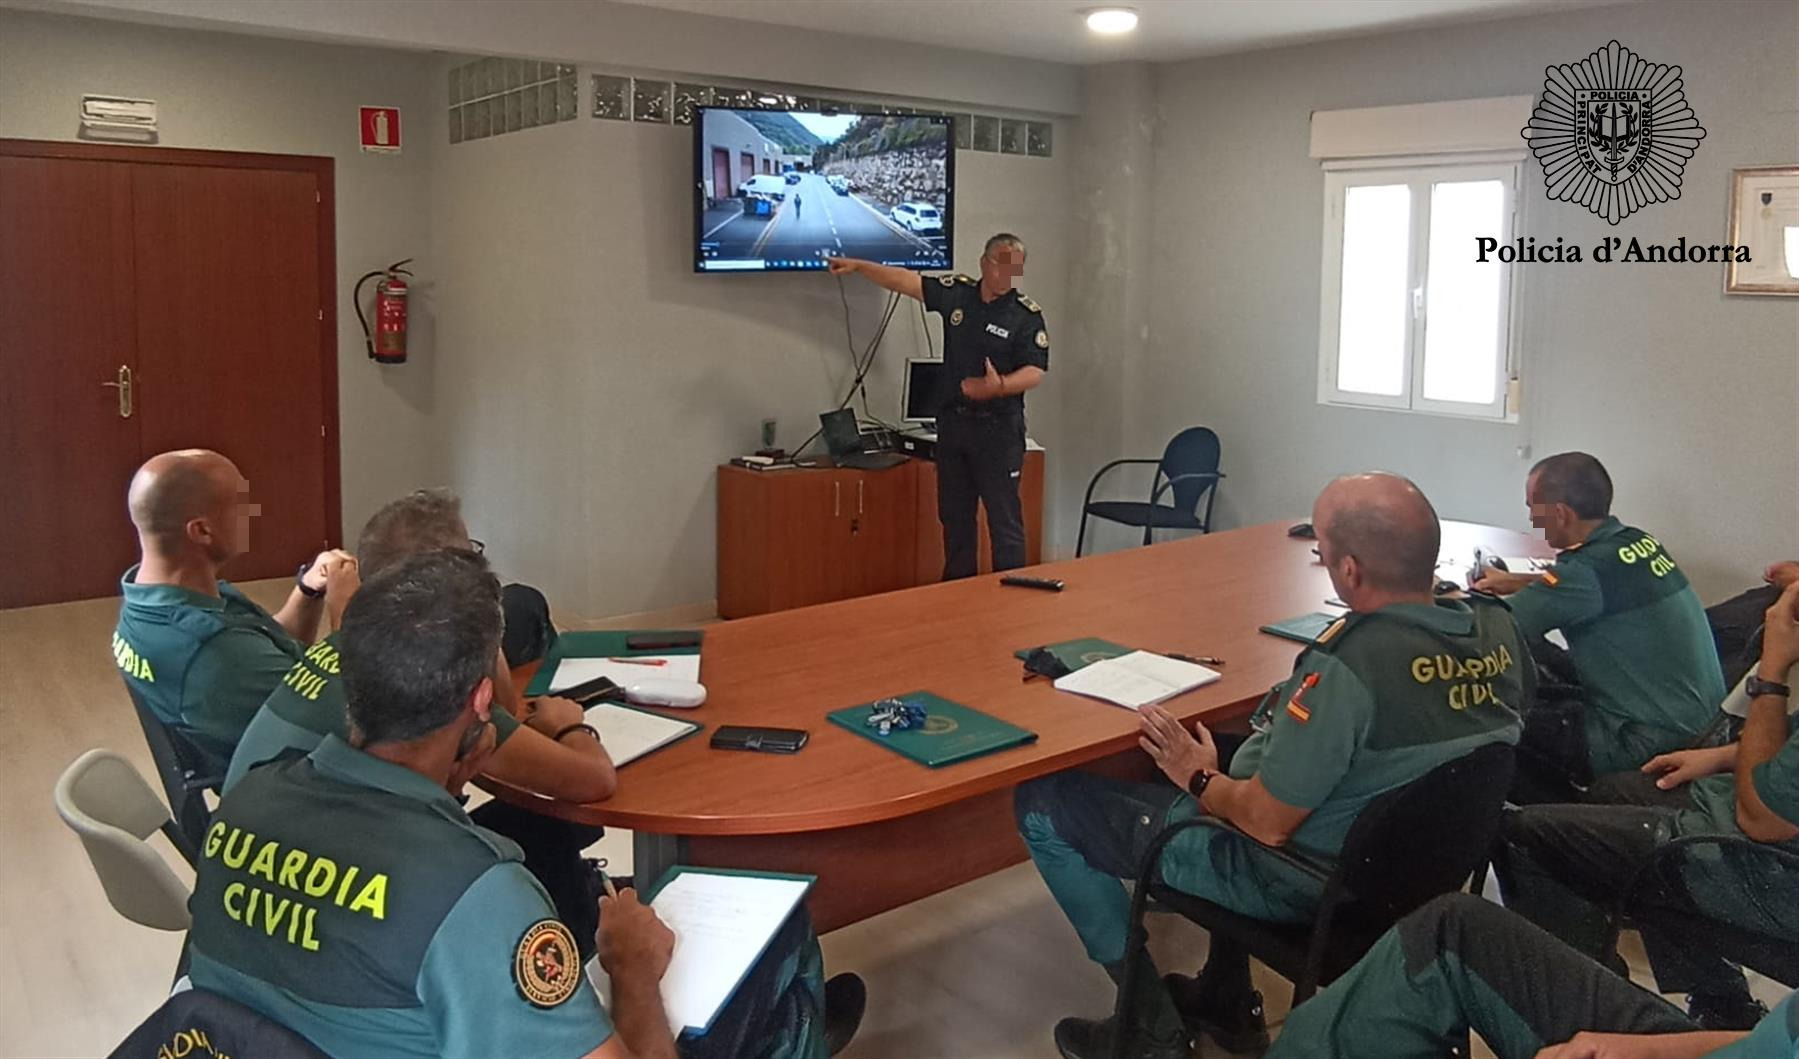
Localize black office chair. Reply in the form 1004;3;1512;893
1109;742;1516;1059
122;683;223;866
1608;834;1799;987
109;987;326;1059
1076;427;1224;557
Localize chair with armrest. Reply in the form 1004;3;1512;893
1075;427;1224;558
54;748;194;932
1108;741;1516;1059
122;682;222;865
108;987;326;1059
1609;834;1799;988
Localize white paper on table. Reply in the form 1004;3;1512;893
547;655;701;692
1053;650;1221;710
581;702;698;767
588;872;813;1036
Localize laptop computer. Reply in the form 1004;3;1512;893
819;409;906;470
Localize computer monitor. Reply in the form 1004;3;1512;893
902;358;948;428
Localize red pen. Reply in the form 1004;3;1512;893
606;657;667;667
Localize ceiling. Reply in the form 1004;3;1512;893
613;0;1620;65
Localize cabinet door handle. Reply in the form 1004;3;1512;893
857;479;865;515
100;364;133;419
833;480;841;518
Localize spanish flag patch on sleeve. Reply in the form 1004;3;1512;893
1286;673;1320;724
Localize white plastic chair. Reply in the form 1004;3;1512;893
54;748;192;931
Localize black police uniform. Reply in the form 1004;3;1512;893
920;274;1049;580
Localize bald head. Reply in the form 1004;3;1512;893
1314;473;1441;597
128;449;241;551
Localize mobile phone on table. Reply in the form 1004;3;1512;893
710;726;809;754
625;632;702;651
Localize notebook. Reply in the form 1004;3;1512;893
524;630;703;696
1051;650;1221;710
584;701;700;767
1259;611;1339;644
548;655;702;692
826;691;1036;767
588;867;815;1038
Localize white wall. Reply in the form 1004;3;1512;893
1136;0;1798;598
0;8;440;541
423;74;1073;617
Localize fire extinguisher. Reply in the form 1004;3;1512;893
354;258;414;364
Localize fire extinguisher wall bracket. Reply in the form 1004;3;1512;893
354;258;414;364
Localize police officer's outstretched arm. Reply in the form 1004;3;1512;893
589;888;679;1059
827;256;924;302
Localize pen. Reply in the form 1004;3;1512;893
1168;652;1226;667
599;867;618;899
606;657;667;666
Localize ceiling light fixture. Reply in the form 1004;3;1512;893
1085;7;1139;35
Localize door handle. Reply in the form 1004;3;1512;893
101;364;133;419
857;479;865;515
833;480;841;518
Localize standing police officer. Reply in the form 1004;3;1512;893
828;233;1048;579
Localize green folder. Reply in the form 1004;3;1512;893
1259;611;1338;644
524;629;703;696
1012;637;1133;671
827;691;1036;768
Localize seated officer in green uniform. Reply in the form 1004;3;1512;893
189;549;849;1059
113;449;358;776
1267;893;1793;1059
226;487;617;956
1016;473;1528;1059
1494;579;1799;1031
1475;451;1723;796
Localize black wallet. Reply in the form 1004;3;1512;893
710;726;809;754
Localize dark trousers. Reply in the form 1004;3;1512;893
678;906;827;1059
1707;584;1775;690
1493;804;1758;1001
935;409;1026;580
1271;894;1694;1059
470;800;605;960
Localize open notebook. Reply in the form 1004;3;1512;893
589;868;815;1038
584;702;699;767
1052;650;1221;710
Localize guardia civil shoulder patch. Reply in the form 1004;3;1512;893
950;308;964;326
514;919;580;1007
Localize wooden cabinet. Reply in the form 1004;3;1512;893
717;451;1046;619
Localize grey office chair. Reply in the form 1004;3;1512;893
54;748;193;931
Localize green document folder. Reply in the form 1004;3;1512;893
1012;637;1133;671
523;629;703;696
827;691;1036;768
1259;612;1337;644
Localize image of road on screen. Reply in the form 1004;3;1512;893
694;109;954;273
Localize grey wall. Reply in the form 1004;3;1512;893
423;73;1073;618
0;8;441;541
1136;0;1799;599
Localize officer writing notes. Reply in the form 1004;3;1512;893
828;233;1048;579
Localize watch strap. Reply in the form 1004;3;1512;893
295;560;326;599
1746;675;1792;699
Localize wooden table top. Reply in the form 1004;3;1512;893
490;519;1550;836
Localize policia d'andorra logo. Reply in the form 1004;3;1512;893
1521;40;1705;225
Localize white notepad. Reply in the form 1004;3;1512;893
583;702;699;767
548;655;701;692
588;869;815;1037
1052;650;1221;710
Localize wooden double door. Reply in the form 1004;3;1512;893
0;140;339;609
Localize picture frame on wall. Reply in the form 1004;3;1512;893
1726;165;1799;295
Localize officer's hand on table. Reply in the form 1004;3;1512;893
1471;567;1538;596
1642;746;1735;789
1139;705;1219;790
1760;580;1799;678
525;695;587;738
1765;560;1799;589
959;358;1004;401
598;888;676;983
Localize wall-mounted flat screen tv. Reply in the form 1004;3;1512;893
694;108;954;273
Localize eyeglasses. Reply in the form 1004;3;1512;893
467;538;486;555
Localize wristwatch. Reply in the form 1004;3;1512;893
295;559;325;599
1745;674;1792;699
1187;769;1215;801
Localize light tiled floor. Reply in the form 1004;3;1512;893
1;586;1782;1057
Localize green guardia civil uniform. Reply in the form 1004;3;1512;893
225;631;521;792
189;735;611;1058
113;565;306;776
1507;518;1723;774
1672;709;1799;926
1016;596;1528;967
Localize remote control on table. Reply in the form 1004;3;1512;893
1000;575;1065;592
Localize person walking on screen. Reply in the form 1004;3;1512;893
828;233;1049;579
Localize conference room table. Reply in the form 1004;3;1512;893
486;519;1552;932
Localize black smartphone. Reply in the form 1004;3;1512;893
553;675;622;706
710;726;809;754
626;631;702;651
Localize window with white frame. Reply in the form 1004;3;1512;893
1317;158;1521;419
